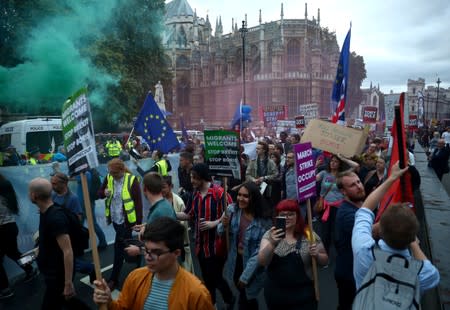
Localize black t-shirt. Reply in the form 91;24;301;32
36;205;70;277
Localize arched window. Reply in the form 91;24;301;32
251;45;260;75
372;96;378;106
177;77;190;107
266;42;273;73
287;39;300;68
176;55;190;68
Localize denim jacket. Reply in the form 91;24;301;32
217;204;272;299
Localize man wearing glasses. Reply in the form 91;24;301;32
93;217;214;309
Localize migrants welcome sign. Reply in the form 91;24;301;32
294;142;316;202
204;130;241;179
62;88;99;176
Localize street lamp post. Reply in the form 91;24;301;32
239;20;248;104
436;77;441;120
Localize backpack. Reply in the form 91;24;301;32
56;206;90;257
352;245;424;310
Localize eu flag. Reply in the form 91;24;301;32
134;92;180;153
331;27;351;125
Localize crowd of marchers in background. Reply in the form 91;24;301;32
1;127;444;309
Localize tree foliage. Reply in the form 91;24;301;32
347;51;367;118
0;0;172;132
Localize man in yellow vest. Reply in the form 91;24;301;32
98;158;143;291
135;149;172;177
105;136;122;159
28;148;41;165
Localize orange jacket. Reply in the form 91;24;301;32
109;267;214;310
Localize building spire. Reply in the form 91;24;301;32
259;9;262;24
305;3;308;20
281;3;284;19
245;14;248;27
317;8;320;25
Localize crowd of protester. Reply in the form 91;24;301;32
0;127;445;309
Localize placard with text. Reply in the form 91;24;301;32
294;142;316;202
62;88;99;176
204;130;241;179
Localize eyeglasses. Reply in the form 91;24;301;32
144;248;172;260
278;212;296;218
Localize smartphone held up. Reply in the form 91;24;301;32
275;216;286;238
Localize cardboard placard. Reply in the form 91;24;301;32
300;119;368;157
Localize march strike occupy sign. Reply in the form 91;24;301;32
62;88;99;176
294;142;316;202
204;130;241;179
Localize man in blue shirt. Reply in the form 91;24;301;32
125;172;176;258
352;162;440;294
335;171;366;310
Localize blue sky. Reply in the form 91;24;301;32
168;0;450;93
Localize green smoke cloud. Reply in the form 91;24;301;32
0;0;122;112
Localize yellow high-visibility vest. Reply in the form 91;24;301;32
105;173;137;224
155;159;169;176
106;141;122;157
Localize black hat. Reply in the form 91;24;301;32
191;163;210;181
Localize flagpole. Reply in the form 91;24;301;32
240;100;243;133
125;127;135;147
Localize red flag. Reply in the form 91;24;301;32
375;93;414;222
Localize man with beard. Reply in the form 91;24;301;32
334;171;366;310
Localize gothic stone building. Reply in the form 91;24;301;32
164;0;340;129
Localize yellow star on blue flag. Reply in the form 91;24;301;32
134;92;180;153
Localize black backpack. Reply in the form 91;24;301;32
55;205;90;257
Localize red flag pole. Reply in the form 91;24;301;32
394;96;406;201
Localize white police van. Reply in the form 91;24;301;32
0;117;63;156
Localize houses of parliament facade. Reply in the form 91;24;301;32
164;0;341;129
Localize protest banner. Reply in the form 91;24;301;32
409;114;418;131
295;115;306;129
301;119;368;157
294;142;319;300
294;142;316;202
62;87;99;176
298;103;319;124
204;130;241;179
62;88;104;301
260;105;287;127
362;106;377;123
